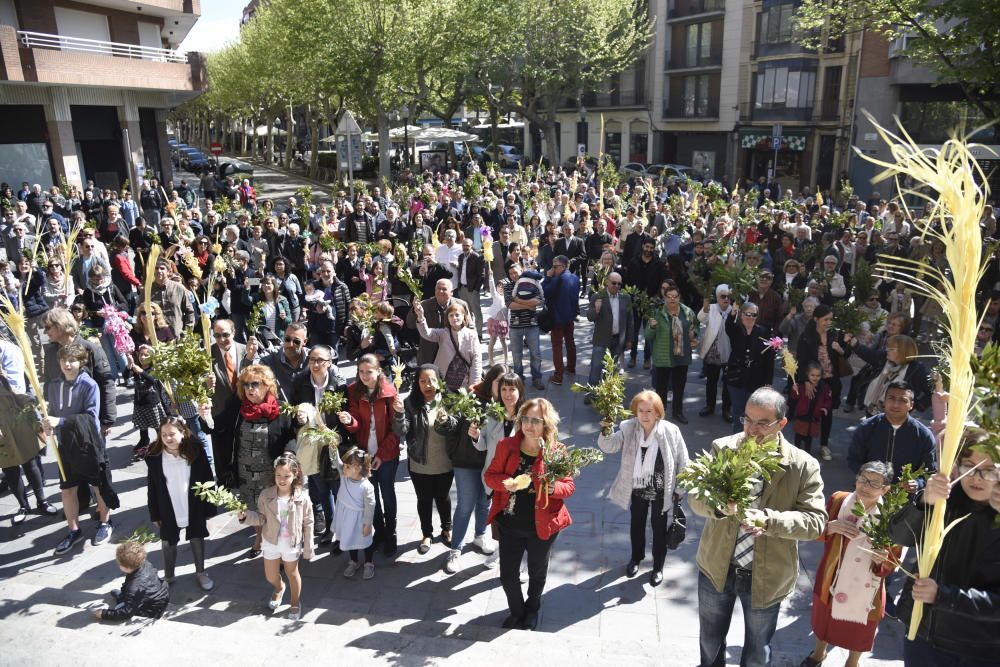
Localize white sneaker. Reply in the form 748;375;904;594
820;446;833;461
444;549;461;574
483;550;499;569
472;534;496;555
344;561;360;578
362;563;375;580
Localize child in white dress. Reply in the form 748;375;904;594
333;447;377;580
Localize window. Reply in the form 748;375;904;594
754;63;816;109
682;75;711;116
821;66;842;118
759;3;796;45
684;22;713;67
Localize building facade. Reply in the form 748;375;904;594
0;0;205;190
848;32;999;200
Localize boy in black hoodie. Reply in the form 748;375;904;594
93;541;169;621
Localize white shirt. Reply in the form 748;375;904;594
435;243;462;287
367;417;379;458
162;451;191;529
459;252;469;287
609;292;620;335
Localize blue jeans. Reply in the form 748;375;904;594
184;415;213;473
698;568;781;667
99;332;126;381
903;636;997;667
372;457;400;537
729;386;750;434
307;474;337;532
510;325;542;381
588;333;625;386
451;466;490;551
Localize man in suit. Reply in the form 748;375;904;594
405;279;472;365
554;223;585;277
488;226;512;288
689;387;825;667
4;221;35;264
455;238;485;338
584;271;632;399
207;318;258;482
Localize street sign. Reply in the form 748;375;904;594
772;123;782;139
578;143;586;157
772;136;783;149
337;110;363;136
210;142;222;155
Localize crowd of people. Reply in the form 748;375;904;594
1;161;998;666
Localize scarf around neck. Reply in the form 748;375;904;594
240;393;280;422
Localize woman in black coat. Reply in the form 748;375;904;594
146;417;216;590
795;304;851;460
724;300;776;433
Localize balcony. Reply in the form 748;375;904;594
666;54;722;72
83;0;200;16
663;102;720;120
667;0;725;21
8;28;204;96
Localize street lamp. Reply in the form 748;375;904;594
400;106;410;171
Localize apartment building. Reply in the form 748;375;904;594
734;0;861;194
550;0;744;181
0;0;205;191
849;32;1000;199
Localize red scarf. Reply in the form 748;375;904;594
240;393;280;422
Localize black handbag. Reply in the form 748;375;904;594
665;495;687;550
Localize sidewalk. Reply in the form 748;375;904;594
0;165;906;665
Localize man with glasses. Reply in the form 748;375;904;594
141;259;195;337
289;344;347;546
207;319;258;482
261;323;311;401
4;222;36;266
405;278;472;366
585;271;632;402
690;387;826;667
847;381;937;484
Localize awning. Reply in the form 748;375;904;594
739;128;809;151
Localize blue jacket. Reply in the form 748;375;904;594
542;271;580;326
847;413;937;482
45;370;100;435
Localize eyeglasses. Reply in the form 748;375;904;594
608;281;621;286
284;336;305;346
741;311;759;318
717;294;730;299
214;331;233;338
308;357;331;364
980;326;994;333
519;416;544;427
856;475;889;489
738;416;782;429
243;381;262;390
956;463;1000;482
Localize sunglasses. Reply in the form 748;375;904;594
243;381;262;390
608;281;621;286
742;311;759;318
284;336;305;346
519;416;544;427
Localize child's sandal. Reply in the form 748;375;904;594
268;585;285;611
287;605;301;621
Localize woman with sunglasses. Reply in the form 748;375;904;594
889;430;1000;667
802;460;900;667
232;364;297;557
484;398;575;631
724;300;777;433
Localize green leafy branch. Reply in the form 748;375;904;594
192;480;247;512
571;350;630;435
677;436;783;520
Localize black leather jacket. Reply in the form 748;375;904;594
392;395;458;466
889;485;1000;660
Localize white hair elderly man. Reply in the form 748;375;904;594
435;228;463;289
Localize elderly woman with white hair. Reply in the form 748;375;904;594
696;283;734;421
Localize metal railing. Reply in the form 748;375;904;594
18;30;186;63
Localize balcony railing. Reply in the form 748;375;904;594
664;102;720;120
18;30;187;63
668;0;725;19
667;54;722;70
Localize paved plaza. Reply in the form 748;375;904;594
0;163;907;666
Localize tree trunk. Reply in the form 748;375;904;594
543;118;558;167
377;110;391;183
309;110;320;180
266;119;274;165
284;104;294;170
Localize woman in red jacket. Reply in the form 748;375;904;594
337;353;402;556
485;397;574;631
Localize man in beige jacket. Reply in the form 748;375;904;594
688;387;826;667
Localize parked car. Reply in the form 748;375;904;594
620;162;649;179
170;143;189;167
482;144;523;168
181;149;212;173
215;160;255;190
